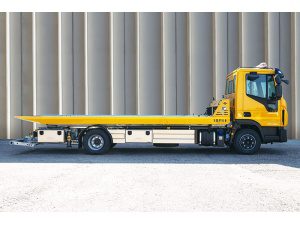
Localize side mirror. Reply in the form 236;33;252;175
282;79;289;85
275;85;282;99
274;74;281;85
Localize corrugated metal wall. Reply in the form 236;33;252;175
0;12;299;139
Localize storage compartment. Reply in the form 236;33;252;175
153;130;195;144
125;130;152;143
108;129;126;143
37;129;65;143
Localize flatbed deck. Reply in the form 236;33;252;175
16;99;230;126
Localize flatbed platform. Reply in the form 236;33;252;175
16;99;230;126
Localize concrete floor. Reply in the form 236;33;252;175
0;140;300;211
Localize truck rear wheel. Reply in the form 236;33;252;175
83;129;111;154
233;129;261;154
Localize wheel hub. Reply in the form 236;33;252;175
239;134;256;150
88;135;104;151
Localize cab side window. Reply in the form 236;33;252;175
246;74;278;112
233;76;236;93
246;75;266;98
228;80;233;94
225;80;229;95
226;78;235;95
267;76;276;99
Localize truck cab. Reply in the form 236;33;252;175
225;66;288;145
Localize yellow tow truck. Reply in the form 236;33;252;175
11;63;289;154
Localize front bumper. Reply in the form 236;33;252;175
279;128;287;142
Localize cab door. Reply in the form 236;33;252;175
243;73;281;127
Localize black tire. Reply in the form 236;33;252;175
83;129;112;155
232;129;261;154
111;143;117;148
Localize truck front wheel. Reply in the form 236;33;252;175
233;129;261;154
83;129;111;154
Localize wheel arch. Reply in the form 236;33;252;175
234;120;264;143
78;125;113;148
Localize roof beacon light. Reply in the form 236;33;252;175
256;62;268;68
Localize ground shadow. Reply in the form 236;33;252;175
0;140;299;169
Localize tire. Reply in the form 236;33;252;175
232;129;261;154
83;129;112;155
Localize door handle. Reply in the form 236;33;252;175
244;112;251;117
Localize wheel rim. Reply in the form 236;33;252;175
239;134;256;151
88;134;104;151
